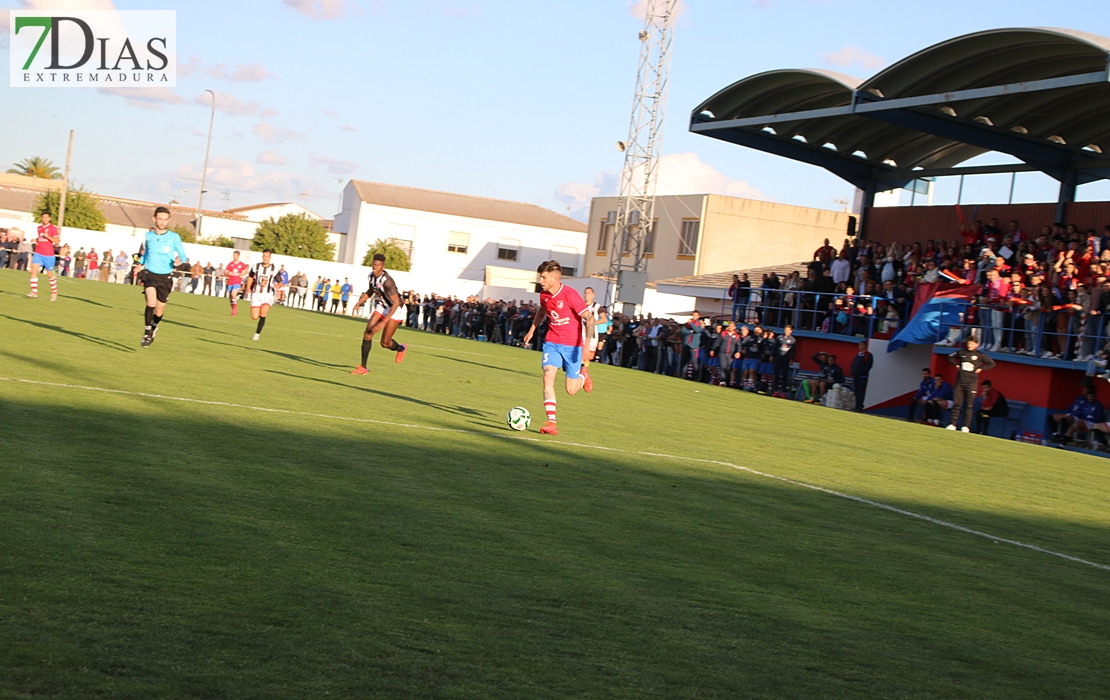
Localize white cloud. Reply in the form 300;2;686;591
654;152;765;199
821;43;886;72
178;57;274;82
340;124;357;132
309;153;359;175
444;5;480;18
259;108;278;119
257;150;289;166
198;91;261;116
555;153;765;220
283;0;348;19
321;108;338;118
98;87;188;109
254;122;306;144
160;157;332;203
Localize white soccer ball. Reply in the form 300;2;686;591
506;406;531;431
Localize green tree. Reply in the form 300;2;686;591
362;238;411;271
203;235;236;249
35;187;107;232
171;224;197;243
7;156;62;179
252;214;335;260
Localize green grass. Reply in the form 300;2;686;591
1;270;1108;699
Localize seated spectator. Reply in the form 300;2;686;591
973;380;1010;435
802;351;843;404
906;367;933;422
923;375;954;426
1049;386;1104;445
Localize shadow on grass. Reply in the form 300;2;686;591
197;337;351;369
265;368;489;417
0;313;135;353
69;297;115;309
0;397;1108;700
425;352;534;378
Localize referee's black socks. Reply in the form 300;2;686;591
361;339;372;366
144;306;155;328
152;314;162;328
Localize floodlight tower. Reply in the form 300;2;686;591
606;0;678;316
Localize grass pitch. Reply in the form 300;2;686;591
1;270;1108;699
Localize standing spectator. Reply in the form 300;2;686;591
74;247;87;278
214;263;226;298
59;243;72;277
984;268;1011;351
202;262;215;295
946;337;995;432
275;265;289;305
681;312;703;379
329;279;341;313
0;233;13;269
86;248;99;280
850;340;874;412
906;368;933;422
16;234;32;271
312;277;324;310
973;380;1010;436
830;250;852;286
340;278;352;314
190;261;204;293
114;250;130;283
772;324;796;397
729;273;751;323
287;272;302;308
99;249;113;282
710;322;740;387
130;249;143;284
296;273;309;309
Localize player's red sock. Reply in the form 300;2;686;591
28;277;38;296
544;400;556;423
48;277;57;297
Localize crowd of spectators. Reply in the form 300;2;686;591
725;218;1110;361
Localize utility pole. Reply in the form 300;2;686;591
606;0;678;316
58;129;74;227
196;89;216;239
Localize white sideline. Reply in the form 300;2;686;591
1;375;1107;573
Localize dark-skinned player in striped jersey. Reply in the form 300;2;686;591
350;254;407;374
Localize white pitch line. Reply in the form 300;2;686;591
1;375;1107;573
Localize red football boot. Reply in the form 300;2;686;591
582;368;593;393
350;365;368;375
395;343;407;364
540;421;559;435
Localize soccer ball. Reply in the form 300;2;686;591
506;406;531;431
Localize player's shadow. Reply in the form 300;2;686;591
266;369;489;417
164;319;238;337
424;353;534;378
197;337;350;369
69;297;114;309
0;314;135;353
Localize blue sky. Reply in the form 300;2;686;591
2;0;1109;220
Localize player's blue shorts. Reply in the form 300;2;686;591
228;283;241;293
706;356;720;368
742;358;760;372
542;342;582;379
32;253;55;271
760;362;775;375
731;358;744;370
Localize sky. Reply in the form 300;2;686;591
2;0;1109;221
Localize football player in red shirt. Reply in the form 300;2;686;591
27;212;60;300
522;261;595;435
225;250;250;316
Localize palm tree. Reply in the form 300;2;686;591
6;157;62;179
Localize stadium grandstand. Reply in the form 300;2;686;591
689;27;1110;449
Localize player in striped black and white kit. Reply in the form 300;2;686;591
245;249;277;341
349;254;408;374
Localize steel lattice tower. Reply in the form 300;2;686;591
606;0;678;315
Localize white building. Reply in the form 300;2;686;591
333;180;588;295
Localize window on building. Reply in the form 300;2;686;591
497;239;520;262
597;222;612;254
550;245;579;278
447;231;470;254
644;219;657;256
678;219;700;257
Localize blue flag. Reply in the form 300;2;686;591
887;293;972;353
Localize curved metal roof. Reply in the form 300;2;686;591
691;27;1110;190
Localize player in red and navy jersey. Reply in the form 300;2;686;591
225;250;249;316
522;260;595;435
26;212;60;301
349;253;407;374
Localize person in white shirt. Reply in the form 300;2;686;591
830;252;851;285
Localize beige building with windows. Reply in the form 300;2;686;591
584;194;853;282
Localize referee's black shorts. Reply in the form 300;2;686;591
141;271;173;303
